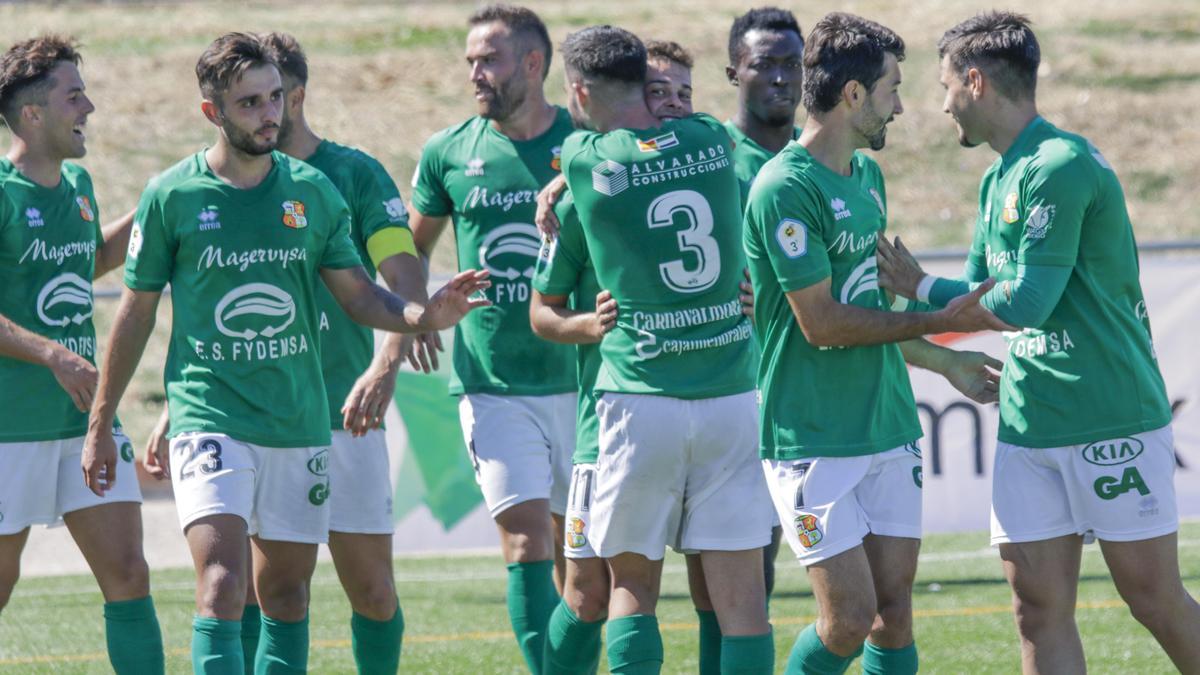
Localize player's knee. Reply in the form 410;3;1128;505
351;580;398;622
99;551;151;599
823;606;875;652
1123;590;1181;634
565;576;609;622
502;530;552;563
872;598;914;642
1011;593;1073;638
197;565;247;617
257;578;310;621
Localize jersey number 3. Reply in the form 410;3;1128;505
648;190;721;294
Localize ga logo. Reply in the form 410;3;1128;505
76;196;95;222
120;440;134;463
282;200;308;229
1094;467;1151;501
309;481;330;506
795;513;823;548
215;283;296;340
37;273;93;327
567;517;587;549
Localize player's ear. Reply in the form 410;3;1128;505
842;79;863;110
200;99;222;127
725;65;738;86
287;85;305;111
19;102;42;129
524;48;544;80
967;67;985;99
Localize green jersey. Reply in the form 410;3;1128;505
724;120;800;206
743;143;922;459
305;140;412;429
124;151;362;448
0;160;103;442
532;193;602;464
971;117;1171;447
561;113;756;400
411;109;576;396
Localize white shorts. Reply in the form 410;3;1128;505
329;430;393;535
458;392;575;517
764;443;923;567
0;430;142;535
169;432;331;544
991;425;1179;545
563;464;598;559
589;391;773;560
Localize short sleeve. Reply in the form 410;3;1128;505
319;191;362;270
409;136;453;218
123;186;175;292
533;193;588;296
354;155;410;241
745;175;830;292
1016;151;1090;267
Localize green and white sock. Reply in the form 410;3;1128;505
721;629;775;674
696;609;722;675
351;603;405;675
506;560;560;674
606;614;663;674
543;600;603;674
785;623;856;675
192;615;243;674
255;613;309;674
241;604;261;675
104;596;164;675
861;641;918;675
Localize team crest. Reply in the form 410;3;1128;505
795;513;823;548
1002;192;1020;224
282;200;308;229
567;517;587;549
550;145;563;172
76;196;95;222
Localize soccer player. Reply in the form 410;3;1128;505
557;25;776;673
0;35;163;674
742;13;1011;674
84;33;488;673
875;12;1200;673
407;6;577;671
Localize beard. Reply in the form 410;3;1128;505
855;105;891;151
223;117;278;156
477;75;527;121
955;121;982;148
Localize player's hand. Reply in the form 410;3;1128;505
740;267;755;319
535;174;568;240
419;269;492;332
936;279;1018;333
142;410;171;480
941;350;1003;404
81;425;118;496
876;236;925;300
48;347;98;413
405;331;443;373
590;290;618;340
342;362;400;437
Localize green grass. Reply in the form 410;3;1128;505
2;524;1197;673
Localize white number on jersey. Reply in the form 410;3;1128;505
647;189;721;294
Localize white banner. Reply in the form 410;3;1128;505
914;253;1200;532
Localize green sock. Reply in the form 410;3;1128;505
241;604;261;675
543;600;604;674
104;596;164;675
192;615;243;674
861;641;918;675
255;614;309;674
721;629;775;674
696;609;722;675
606;614;663;674
506;560;560;674
785;624;855;675
351;603;405;675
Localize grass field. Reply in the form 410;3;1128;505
1;522;1197;673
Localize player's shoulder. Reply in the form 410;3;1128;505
143;151;208;200
1023;119;1099;179
60;161;93;187
421;116;488;156
277;152;345;201
317;139;386;171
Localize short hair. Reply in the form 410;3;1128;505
938;11;1039;101
802;13;905;115
728;7;803;65
0;34;82;127
468;4;553;79
561;26;646;86
259;32;308;87
195;32;278;104
645;40;694;70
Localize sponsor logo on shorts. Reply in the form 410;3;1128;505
77;196;95;222
1094;466;1150;501
795;513;823;548
307;449;329;477
1139;495;1160;518
912;465;923;488
567;517;587;549
120;439;134;463
281;200;308;229
1081;437;1144;466
308;481;330;506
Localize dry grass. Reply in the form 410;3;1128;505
2;0;1197;442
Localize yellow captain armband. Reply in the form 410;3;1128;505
366;227;418;267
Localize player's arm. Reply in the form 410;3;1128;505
142;406;170;480
534;174;568;239
319;265;490;335
530;289;616;344
94;208;136;277
84;288;161;496
899;338;1002;404
0;312;96;412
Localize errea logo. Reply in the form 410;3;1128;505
26;207;44;228
831;198;852;221
197;206;221;231
465;158;485;177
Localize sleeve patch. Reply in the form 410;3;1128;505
128;222;143;259
775;218;807;258
1024;204;1056;240
383;197;408;223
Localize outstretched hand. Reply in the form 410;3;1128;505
942;350;1004;404
535;174;568;240
420;269;492;332
939;278;1018;333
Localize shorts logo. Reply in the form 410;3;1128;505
120;440;134;463
1094;466;1150;501
215;283;296;340
76;196;95;222
1082;437;1144;466
307;449;329;477
1002;192;1019;224
776;218;807;259
567;517;587;549
1024;204;1055;240
282;200;307;229
479;223;541;281
1139;495;1160;517
308;481;330;506
37;273;93;327
912;465;923;488
550;146;562;172
795;513;823;548
637;131;679;152
592;160;629;197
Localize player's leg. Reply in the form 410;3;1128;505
545;464;607;674
764;524;783;599
242;560;260;675
998;536;1085;674
0;438;62;612
60;430;164;674
0;529;30;613
606;552;666;674
328;429;403;674
685;554;721;675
